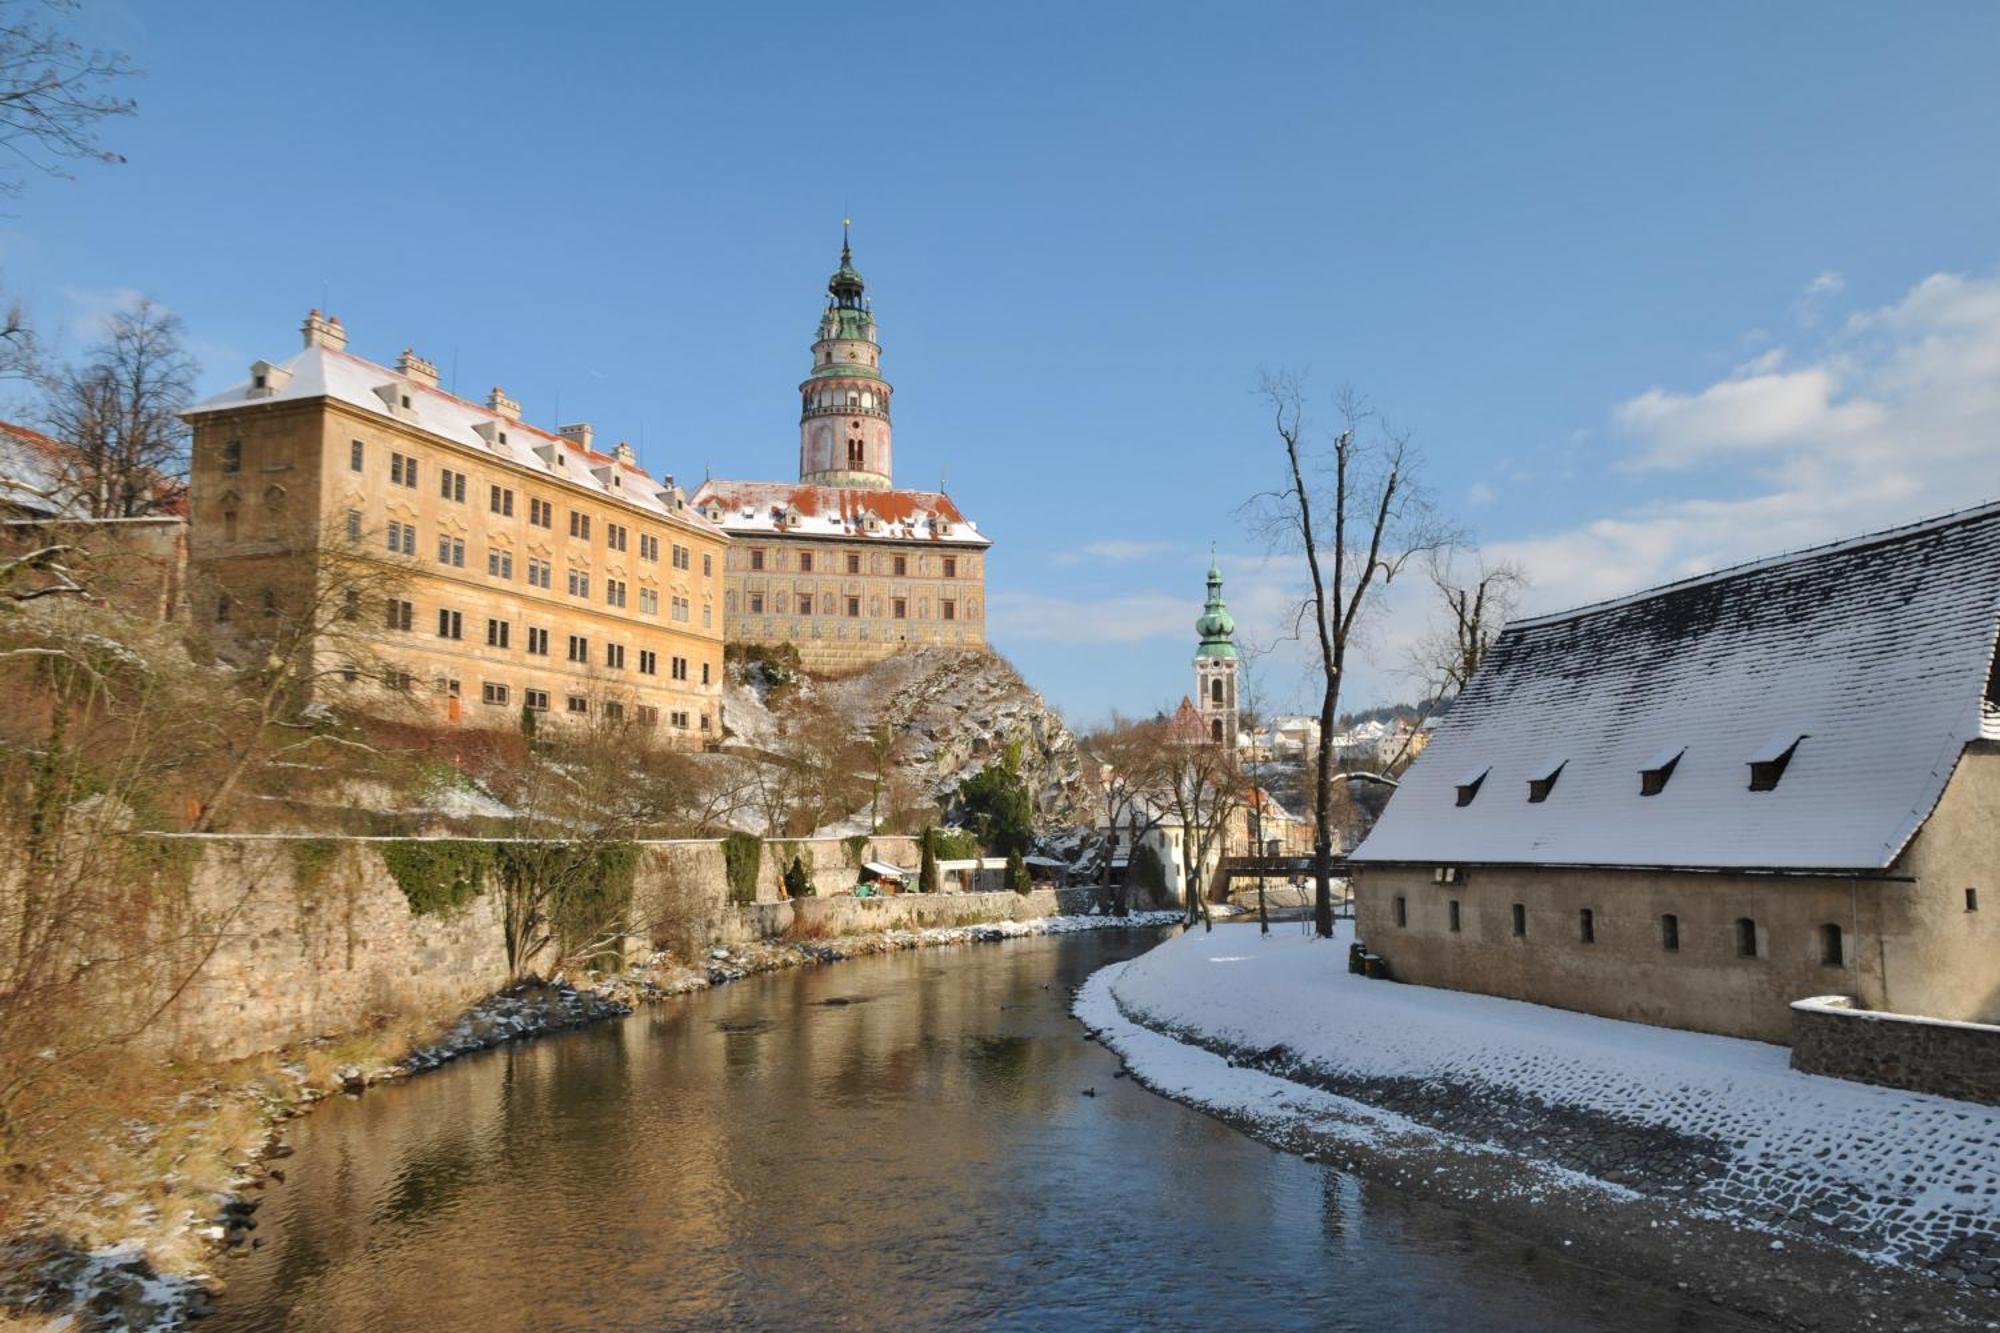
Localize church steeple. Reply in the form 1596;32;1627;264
1194;552;1240;748
799;222;893;489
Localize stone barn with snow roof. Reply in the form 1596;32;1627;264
1348;502;2000;1044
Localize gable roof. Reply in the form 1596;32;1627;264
185;344;719;537
1351;502;2000;873
690;478;989;547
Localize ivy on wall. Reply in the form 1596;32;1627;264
721;832;761;905
378;839;495;916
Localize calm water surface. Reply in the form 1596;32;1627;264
210;928;1757;1331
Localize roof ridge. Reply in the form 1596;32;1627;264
1512;498;2000;630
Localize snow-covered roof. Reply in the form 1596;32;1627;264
689;478;989;547
0;420;66;516
185;341;721;537
1351;502;2000;872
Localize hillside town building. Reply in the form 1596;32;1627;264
1348;503;2000;1043
692;233;990;673
183;313;727;740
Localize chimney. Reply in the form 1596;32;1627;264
613;441;636;466
301;309;347;351
558;422;594;453
485;386;521;422
397;348;439;388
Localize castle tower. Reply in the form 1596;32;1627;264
1194;555;1239;747
798;223;893;489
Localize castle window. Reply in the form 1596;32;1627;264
437;609;463;641
567;695;588;715
798;594;813;615
893;555;907;577
345;509;362;543
222;440;242;473
349;440;364;472
485;618;509;649
526;627;548;656
750;593;764;614
943;556;958;578
1736;917;1759;958
524;689;549;712
1210;679;1223;704
847;552;861;574
750;549;765;571
481;682;509;706
1747;735;1805;791
1970;888;1981;912
1579;908;1595;943
893;597;906;619
1454;767;1489;807
800;552;814;573
1211;719;1223;743
385;598;413;632
1640;746;1684;796
223;510;238;541
1820;923;1844;967
942;599;956;621
1660;913;1680;952
567;635;589;664
847;596;860;617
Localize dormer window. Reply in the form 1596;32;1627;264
1747;735;1805;792
1640;746;1684;797
1526;759;1565;803
1454;766;1489;807
252;372;267;390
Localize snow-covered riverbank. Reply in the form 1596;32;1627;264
1077;923;2000;1330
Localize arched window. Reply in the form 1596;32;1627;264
1210;719;1223;743
1210;678;1223;704
1820;923;1844;968
1735;917;1758;958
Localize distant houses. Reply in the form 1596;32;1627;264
1348;503;2000;1044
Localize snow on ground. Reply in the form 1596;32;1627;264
1083;923;2000;1273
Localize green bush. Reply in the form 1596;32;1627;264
957;756;1033;856
783;855;815;899
1005;850;1030;894
919;826;939;894
929;828;980;862
722;832;762;905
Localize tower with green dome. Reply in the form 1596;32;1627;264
798;222;894;489
1194;555;1240;747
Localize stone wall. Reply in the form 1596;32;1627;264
122;832;1087;1064
1790;996;2000;1106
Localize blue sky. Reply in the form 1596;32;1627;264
7;2;2000;725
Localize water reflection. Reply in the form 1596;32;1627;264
209;931;1765;1332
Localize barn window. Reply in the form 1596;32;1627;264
1747;735;1805;792
1660;913;1680;952
1640;746;1684;796
1394;896;1407;928
1735;917;1758;958
1455;767;1489;807
1579;908;1595;944
1820;923;1844;967
1511;903;1526;937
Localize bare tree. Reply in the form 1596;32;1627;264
0;0;135;196
1160;727;1245;933
184;515;417;831
1246;375;1449;938
1083;715;1171;915
1413;550;1526;699
42;297;195;518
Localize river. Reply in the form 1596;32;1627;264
209;926;1757;1331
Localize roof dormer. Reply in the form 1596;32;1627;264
472;420;512;452
1454;766;1489;807
1747;735;1805;792
373;382;417;421
1526;758;1565;804
246;359;291;398
1640;746;1684;797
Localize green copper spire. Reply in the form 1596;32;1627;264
1195;552;1238;660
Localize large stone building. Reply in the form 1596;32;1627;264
183;313;727;739
1348;503;2000;1043
692;233;990;673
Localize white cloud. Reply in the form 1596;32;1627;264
1050;538;1179;566
1467;482;1497;507
1501;268;2000;619
1794;270;1847;329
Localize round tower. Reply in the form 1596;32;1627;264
1194;555;1240;748
799;224;893;489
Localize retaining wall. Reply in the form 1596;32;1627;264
1790;995;2000;1106
116;833;1087;1064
